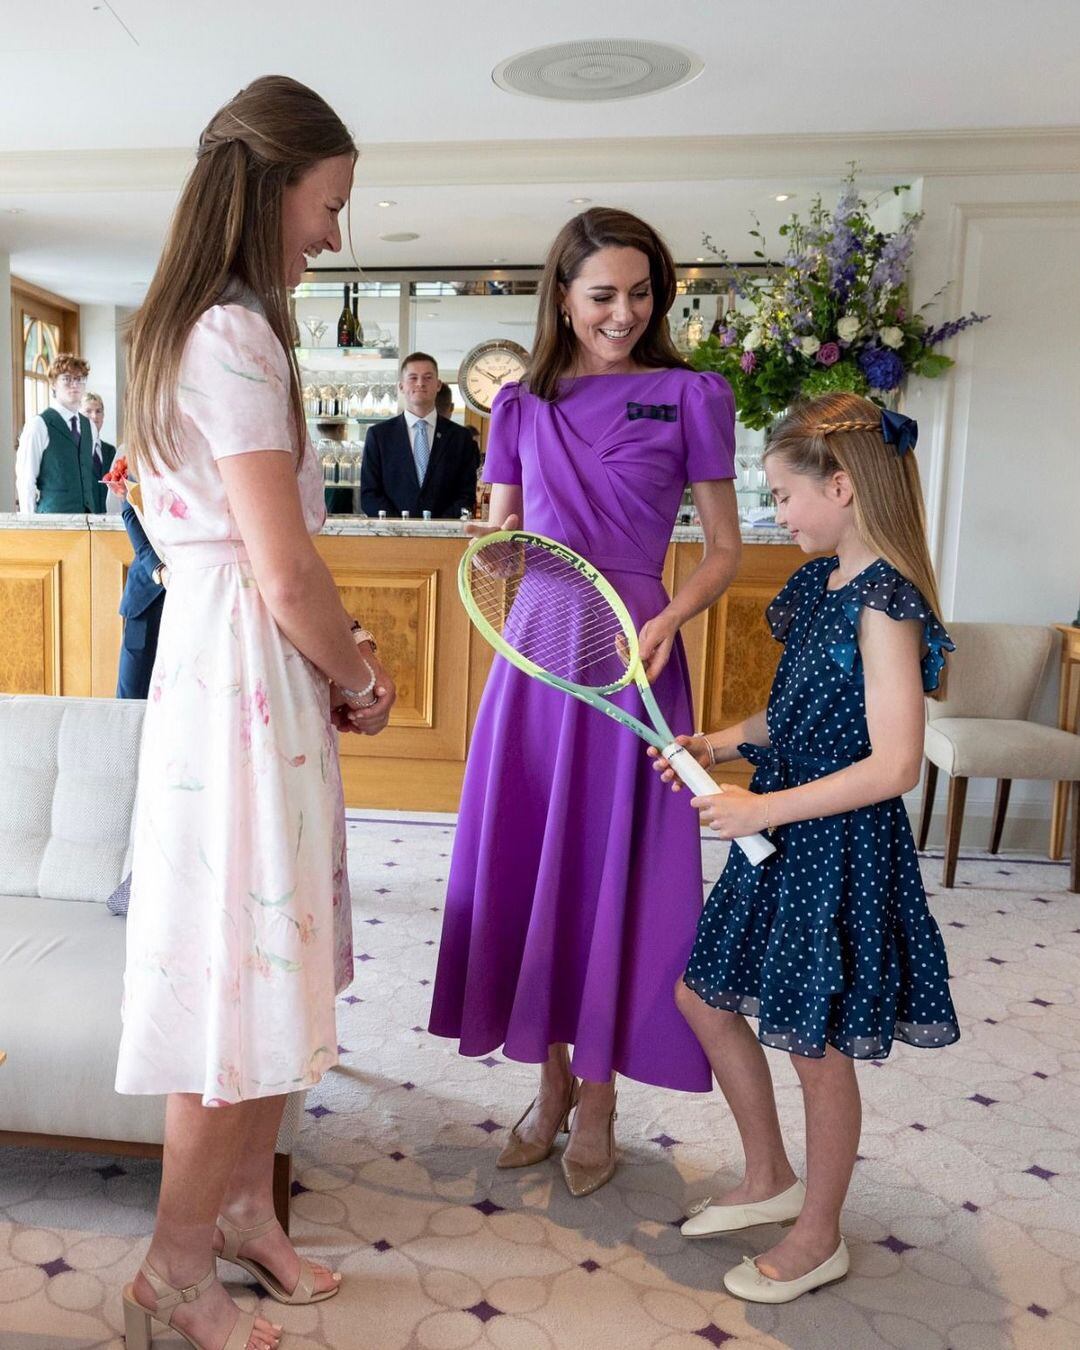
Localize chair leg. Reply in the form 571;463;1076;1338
1070;782;1080;895
917;760;938;851
272;1152;292;1236
989;779;1011;854
943;777;968;888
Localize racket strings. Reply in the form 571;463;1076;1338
467;541;633;688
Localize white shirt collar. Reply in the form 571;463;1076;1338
51;398;82;424
403;408;436;431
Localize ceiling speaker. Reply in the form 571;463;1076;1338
493;39;703;103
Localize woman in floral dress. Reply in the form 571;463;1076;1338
114;78;394;1350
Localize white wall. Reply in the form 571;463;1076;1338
80;304;131;445
905;171;1080;844
0;252;13;512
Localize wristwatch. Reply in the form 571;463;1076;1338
349;622;377;652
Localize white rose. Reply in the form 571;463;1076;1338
743;327;764;351
879;326;904;349
799;336;821;357
836;315;861;342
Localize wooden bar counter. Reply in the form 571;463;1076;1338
0;514;805;810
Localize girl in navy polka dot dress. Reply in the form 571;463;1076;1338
650;393;959;1305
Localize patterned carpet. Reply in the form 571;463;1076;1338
1;811;1078;1350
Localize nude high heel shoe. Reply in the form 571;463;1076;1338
121;1261;263;1350
215;1213;340;1305
496;1078;580;1169
560;1093;618;1198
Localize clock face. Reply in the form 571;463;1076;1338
458;340;529;417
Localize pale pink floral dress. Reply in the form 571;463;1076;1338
115;300;352;1106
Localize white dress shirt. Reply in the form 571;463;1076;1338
15;399;85;516
403;408;437;458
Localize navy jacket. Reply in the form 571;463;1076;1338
360;414;478;519
119;502;164;619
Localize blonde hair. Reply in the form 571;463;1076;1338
126;76;355;474
81;392;104;411
766;393;948;695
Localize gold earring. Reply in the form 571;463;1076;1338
561;311;570;329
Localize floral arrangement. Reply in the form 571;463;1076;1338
690;170;989;429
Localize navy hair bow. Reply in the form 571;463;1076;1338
880;409;918;456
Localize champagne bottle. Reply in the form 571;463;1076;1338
675;306;690;353
686;297;705;349
351;283;364;346
336;284;354;348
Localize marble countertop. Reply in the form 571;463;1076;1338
0;512;792;545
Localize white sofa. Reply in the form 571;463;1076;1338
0;695;304;1229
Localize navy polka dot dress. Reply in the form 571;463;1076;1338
684;556;961;1060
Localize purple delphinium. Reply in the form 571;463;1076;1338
740;351;757;374
720;327;738;346
858;345;905;391
924;311;991;347
870;226;915;295
817;342;841;367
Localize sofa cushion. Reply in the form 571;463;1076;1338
0;696;144;902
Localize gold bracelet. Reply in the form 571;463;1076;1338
763;793;772;832
694;732;717;768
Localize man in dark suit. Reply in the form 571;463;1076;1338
105;476;166;699
81;392;117;512
360;352;478;519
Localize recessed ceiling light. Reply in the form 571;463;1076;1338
492;257;505;264
378;231;419;242
569;196;591;205
696;256;705;263
494;40;703;103
775;193;793;202
376;200;396;208
5;207;25;215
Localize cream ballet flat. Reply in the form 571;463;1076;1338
680;1179;805;1238
722;1238;850;1304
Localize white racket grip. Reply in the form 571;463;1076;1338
662;741;776;866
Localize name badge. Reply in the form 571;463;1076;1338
627;402;678;423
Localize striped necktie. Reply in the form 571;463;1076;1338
413;418;430;485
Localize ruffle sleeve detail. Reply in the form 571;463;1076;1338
765;557;833;644
830;563;955;693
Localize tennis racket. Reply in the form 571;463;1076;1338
459;530;775;866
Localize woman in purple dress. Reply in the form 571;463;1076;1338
429;208;741;1195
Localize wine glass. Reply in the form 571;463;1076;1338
303;316;327;348
318;439;337;487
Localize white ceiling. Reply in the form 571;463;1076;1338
1;0;1078;304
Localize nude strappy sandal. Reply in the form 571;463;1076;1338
122;1261;263;1349
216;1214;341;1305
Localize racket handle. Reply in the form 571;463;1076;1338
662;741;776;867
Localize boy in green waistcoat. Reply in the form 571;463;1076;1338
15;354;98;515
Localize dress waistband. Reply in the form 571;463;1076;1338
739;742;856;790
587;554;664;580
164;540;251;572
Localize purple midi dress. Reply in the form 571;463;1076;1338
428;368;736;1090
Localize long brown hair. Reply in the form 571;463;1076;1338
766;393;948;695
527;207;687;402
126;76;355;472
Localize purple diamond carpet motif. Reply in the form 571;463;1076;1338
1031;896;1050;904
306;1104;333;1119
355;952;375;962
962;1201;979;1213
337;1045;349;1054
987;957;1007;965
877;1235;915;1254
419;978;431;986
475;1119;502;1134
340;994;362;1005
479;1056;501;1068
466;1300;502;1323
580;1259;600;1273
911;1122;928;1132
696;1326;735;1346
38;1258;73;1278
93;1163;126;1181
383;861;398;868
948;921;966;929
1025;1164;1057;1181
372;1239;393;1252
984;1018;998;1025
970;1094;998;1107
472;1198;505;1216
401;1081;416;1091
411;1025;425;1034
1030;998;1053;1007
365;917;383;925
1033;1071;1049;1079
290;1180;311;1197
651;1134;679;1149
1028;1304;1050;1319
389;1151;406;1162
374;887;391;895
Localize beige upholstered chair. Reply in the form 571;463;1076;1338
918;623;1080;890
